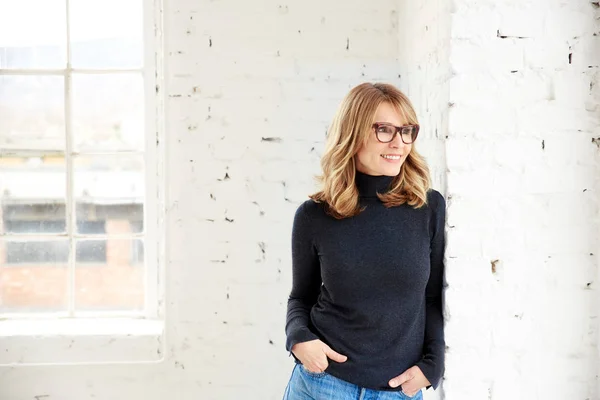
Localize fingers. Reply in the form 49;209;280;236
323;346;348;363
302;356;329;373
388;370;412;388
294;340;348;374
304;344;347;373
388;376;403;388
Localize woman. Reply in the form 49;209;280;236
283;82;445;400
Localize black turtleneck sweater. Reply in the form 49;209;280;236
285;171;446;391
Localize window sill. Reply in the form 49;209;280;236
0;318;165;366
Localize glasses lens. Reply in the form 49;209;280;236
375;124;395;142
401;126;416;143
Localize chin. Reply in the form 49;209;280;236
380;165;402;177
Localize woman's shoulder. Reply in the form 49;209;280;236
426;189;446;210
426;188;444;201
292;199;328;228
296;198;325;217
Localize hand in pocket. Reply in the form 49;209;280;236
291;339;348;373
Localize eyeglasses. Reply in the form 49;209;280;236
372;122;420;144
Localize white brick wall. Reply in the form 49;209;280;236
2;0;599;399
398;0;450;193
445;1;600;400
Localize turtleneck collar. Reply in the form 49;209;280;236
355;170;394;198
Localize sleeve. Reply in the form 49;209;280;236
415;190;446;390
285;201;322;359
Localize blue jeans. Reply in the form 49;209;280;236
283;364;423;400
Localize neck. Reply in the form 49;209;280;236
355;170;394;198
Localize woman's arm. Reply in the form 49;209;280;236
285;201;322;357
415;190;446;389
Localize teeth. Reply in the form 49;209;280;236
381;155;401;160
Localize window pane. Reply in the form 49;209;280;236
70;0;143;69
130;220;143;235
75;238;144;311
0;75;65;152
76;239;106;263
74;154;144;235
0;158;67;234
72;74;144;152
0;238;69;312
73;155;144;311
6;219;65;234
0;0;67;69
131;238;144;264
5;240;69;264
77;220;106;235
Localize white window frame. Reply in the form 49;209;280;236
0;0;166;365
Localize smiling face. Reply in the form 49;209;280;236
354;102;411;176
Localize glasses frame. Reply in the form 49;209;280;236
372;122;420;144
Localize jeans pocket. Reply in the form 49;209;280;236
300;364;327;378
399;389;422;399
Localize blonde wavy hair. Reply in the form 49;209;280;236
310;82;431;219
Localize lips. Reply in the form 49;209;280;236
381;154;402;160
